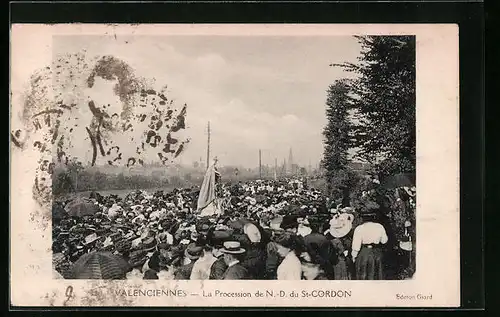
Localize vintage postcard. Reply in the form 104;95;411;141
10;24;459;307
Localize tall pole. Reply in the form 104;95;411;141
259;149;262;179
74;171;78;192
206;121;211;170
274;157;278;180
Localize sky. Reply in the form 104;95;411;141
49;35;361;168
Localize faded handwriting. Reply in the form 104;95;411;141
11;53;190;207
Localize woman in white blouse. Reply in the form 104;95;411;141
351;200;388;280
274;232;303;280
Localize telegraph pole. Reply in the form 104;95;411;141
206;121;211;170
259;149;262;179
274;157;278;180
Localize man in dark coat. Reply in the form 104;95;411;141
241;244;266;279
174;244;203;280
304;221;338;279
207;229;230;279
239;223;267;279
210;255;228;280
220;241;249;280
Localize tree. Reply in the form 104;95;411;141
66;158;84;192
52;169;74;196
332;36;416;178
299;167;307;176
321;80;353;202
116;173;126;189
93;171;108;190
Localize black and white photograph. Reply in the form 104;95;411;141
12;32;417;282
10;24;461;307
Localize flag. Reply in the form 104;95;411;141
197;161;222;217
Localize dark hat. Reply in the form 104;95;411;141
209;230;233;248
196;222;211;234
71;226;86;235
300;234;336;273
116;224;133;232
280;215;299;230
100;244;115;252
157;242;170;250
184;244;203;260
95;227;109;236
115;238;132;254
143;269;159;280
56;231;70;240
109;232;122;242
139;237;157;252
158;254;170;270
357;197;380;216
273;231;303;251
169;245;185;259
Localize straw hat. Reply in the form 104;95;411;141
83;233;100;245
220;241;246;255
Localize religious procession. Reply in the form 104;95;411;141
52;159;416;281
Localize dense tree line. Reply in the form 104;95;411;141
321;80;361;204
322;36;416;201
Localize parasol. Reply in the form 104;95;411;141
65;198;100;218
70;251;130;279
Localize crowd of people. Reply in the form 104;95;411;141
52;177;416;281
